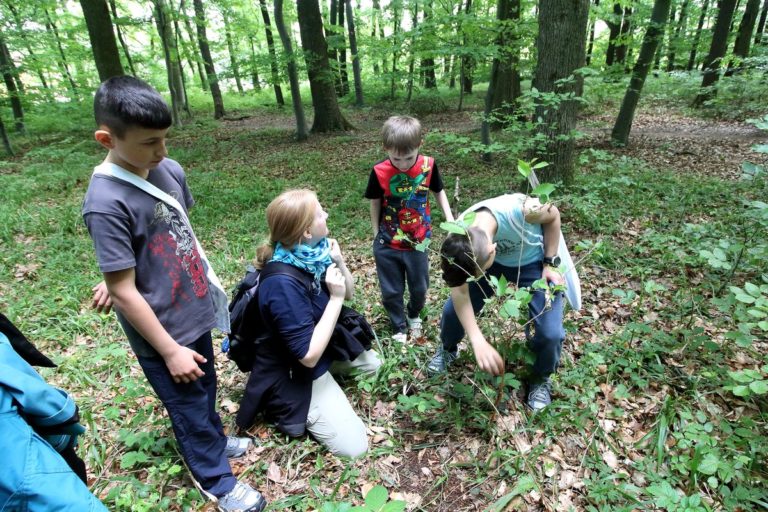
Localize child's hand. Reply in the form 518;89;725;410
328;238;344;264
164;346;206;384
542;266;564;286
473;339;505;376
324;263;347;299
91;281;113;313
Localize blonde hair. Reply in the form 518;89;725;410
381;115;422;152
255;189;318;268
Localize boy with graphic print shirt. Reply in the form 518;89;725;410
365;116;454;342
82;76;266;512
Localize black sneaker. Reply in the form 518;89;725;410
526;378;552;411
217;482;267;512
426;348;457;376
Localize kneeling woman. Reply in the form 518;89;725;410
236;189;381;458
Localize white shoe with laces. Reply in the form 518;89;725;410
407;317;423;339
392;332;408;344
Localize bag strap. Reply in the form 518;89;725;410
259;261;314;293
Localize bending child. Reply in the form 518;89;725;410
236;189;381;458
364;115;454;343
82;76;266;512
428;193;567;411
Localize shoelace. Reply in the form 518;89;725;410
529;381;552;401
228;482;248;501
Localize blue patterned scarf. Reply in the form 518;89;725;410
271;238;333;286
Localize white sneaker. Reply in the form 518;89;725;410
217;481;267;512
392;332;408;343
407;317;423;338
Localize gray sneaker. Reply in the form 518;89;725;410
526;378;552;411
426;349;457;376
217;482;267;512
225;436;252;458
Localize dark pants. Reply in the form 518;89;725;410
138;332;235;498
440;261;566;378
373;237;430;333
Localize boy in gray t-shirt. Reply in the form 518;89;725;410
82;76;266;512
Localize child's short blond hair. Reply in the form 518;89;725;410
381;115;422;152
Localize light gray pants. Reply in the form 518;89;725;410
306;350;381;458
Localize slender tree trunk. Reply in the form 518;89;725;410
371;0;381;74
0;37;24;133
345;0;364;106
666;0;689;70
485;0;522;132
259;0;285;106
80;0;125;81
390;3;401;100
44;9;79;98
606;2;623;65
179;0;208;91
725;0;761;74
616;5;634;64
108;0;136;75
612;0;673;145
655;1;677;70
248;35;261;91
154;0;185;127
755;0;768;43
329;0;342;95
693;0;738;106
296;0;352;132
4;2;51;93
687;0;710;69
421;0;437;88
532;0;590;185
173;22;192;117
586;0;600;66
222;9;244;94
406;6;418;103
0;114;12;156
274;0;308;139
192;0;225;118
461;0;475;93
337;0;350;96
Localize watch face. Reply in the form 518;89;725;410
553;255;562;267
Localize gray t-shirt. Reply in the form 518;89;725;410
82;158;216;357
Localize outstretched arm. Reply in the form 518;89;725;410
434;189;455;222
299;263;346;368
523;198;564;286
369;199;382;237
451;284;504;376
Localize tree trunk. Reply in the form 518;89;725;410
612;0;673;145
421;0;437;88
616;5;633;64
532;0;590;185
4;1;51;93
485;0;522;131
274;0;308;139
44;9;79;98
666;0;689;70
586;0;600;66
259;0;285;106
192;0;225;118
337;0;350;96
80;0;125;81
692;0;738;106
390;3;401;100
222;8;244;94
154;0;185;127
725;0;761;74
329;0;342;95
345;0;364;106
248;35;261;91
0;37;24;133
179;0;208;91
656;1;676;70
461;0;474;94
0;113;12;156
606;2;623;65
108;0;137;75
755;0;768;43
296;0;352;132
687;0;710;69
406;6;419;104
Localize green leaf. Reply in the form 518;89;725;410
749;380;768;394
752;143;768;153
747;308;767;318
698;453;719;475
732;385;750;397
440;221;467;235
531;183;556;198
744;282;762;297
502;299;521;319
517;159;531;178
364;485;388;510
735;294;756;304
381;501;406;512
120;451;149;469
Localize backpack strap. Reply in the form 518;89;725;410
258;261;314;294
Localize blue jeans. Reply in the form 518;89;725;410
138;332;236;498
373;236;429;333
439;261;566;378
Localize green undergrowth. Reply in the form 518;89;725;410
1;91;766;511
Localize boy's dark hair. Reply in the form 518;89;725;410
94;76;172;138
440;227;491;288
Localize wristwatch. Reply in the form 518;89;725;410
543;255;561;267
